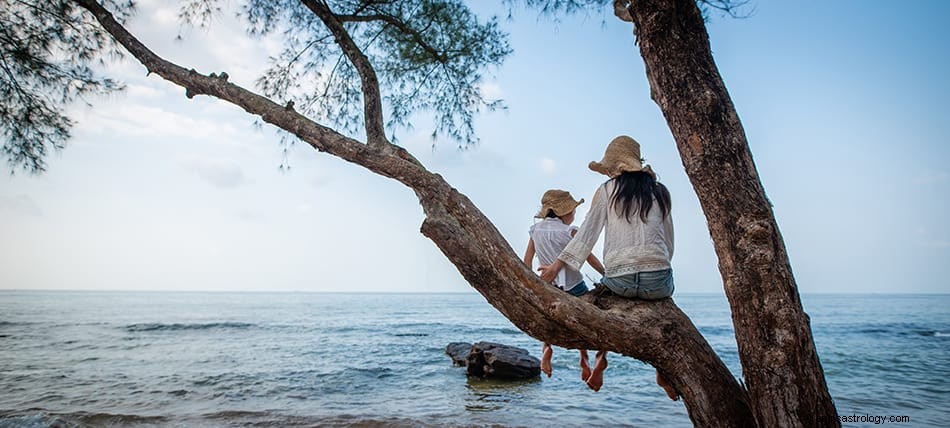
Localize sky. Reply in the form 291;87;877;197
1;0;948;294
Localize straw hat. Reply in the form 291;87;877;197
535;189;584;218
588;135;656;179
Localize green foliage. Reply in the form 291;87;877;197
513;0;751;22
237;0;511;146
0;0;132;173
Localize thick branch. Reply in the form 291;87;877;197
73;1;753;425
299;0;388;149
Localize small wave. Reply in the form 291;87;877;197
697;325;735;336
124;322;255;332
0;413;49;428
0;411;167;428
472;327;523;335
347;367;395;379
200;410;443;427
393;333;429;337
390;322;455;330
935;332;949;337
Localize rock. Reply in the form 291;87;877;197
445;342;472;367
466;341;541;380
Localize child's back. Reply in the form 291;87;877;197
529;217;582;291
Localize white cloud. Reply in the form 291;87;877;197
0;194;43;218
179;156;247;188
311;175;333;188
125;83;165;99
540;157;558;174
480;81;505;100
75;101;248;147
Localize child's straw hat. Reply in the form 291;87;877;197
535;189;584;218
588;135;656;179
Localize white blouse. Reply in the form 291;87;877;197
559;180;674;277
529;218;584;290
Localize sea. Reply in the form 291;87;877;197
0;291;947;427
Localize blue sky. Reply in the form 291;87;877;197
1;0;948;293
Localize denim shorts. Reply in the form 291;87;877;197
601;269;674;300
562;281;589;297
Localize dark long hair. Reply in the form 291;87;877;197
609;171;671;223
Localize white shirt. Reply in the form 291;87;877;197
560;181;674;277
529;218;583;290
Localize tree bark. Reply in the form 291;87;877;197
73;0;756;425
616;0;839;426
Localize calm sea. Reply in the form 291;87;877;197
0;292;947;427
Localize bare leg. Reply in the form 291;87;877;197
579;349;591;381
656;370;679;401
586;350;608;392
541;343;553;377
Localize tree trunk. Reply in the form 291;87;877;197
73;0;759;425
616;0;839;426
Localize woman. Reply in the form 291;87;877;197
538;135;678;399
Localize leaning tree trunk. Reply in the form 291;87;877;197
615;0;839;426
74;0;756;425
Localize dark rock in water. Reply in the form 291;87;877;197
466;341;541;380
445;342;472;367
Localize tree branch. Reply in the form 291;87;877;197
336;13;448;63
299;0;388;149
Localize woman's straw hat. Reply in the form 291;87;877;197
535;189;585;218
588;135;656;179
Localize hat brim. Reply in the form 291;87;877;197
535;198;585;218
588;161;657;180
588;161;614;177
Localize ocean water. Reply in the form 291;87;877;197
0;292;947;427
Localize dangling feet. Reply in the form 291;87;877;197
541;343;553;377
580;350;591;381
586;350;608;392
656;371;679;401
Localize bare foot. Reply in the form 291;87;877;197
586;351;608;392
541;343;553;377
656;371;679;401
580;351;591;381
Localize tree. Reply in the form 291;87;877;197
0;0;836;426
612;0;839;425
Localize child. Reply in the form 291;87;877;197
523;189;606;380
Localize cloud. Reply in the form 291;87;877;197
311;175;333;188
179;157;246;188
480;81;505;100
0;194;43;218
125;83;165;99
75;101;249;145
540;157;557;174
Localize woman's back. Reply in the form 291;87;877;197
561;177;673;277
